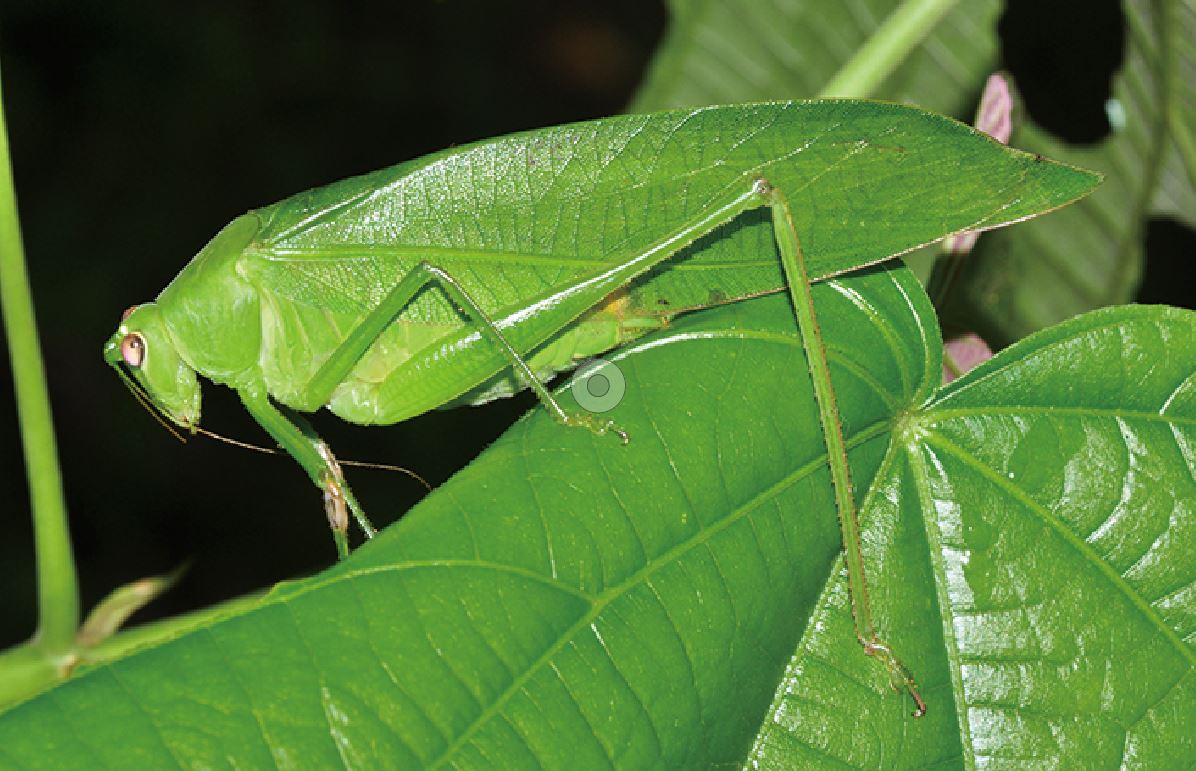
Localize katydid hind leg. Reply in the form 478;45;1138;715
238;389;376;557
761;179;927;717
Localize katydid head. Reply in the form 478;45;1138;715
105;302;201;430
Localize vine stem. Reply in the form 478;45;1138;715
820;0;961;98
0;62;80;654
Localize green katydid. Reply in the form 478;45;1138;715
103;100;1098;716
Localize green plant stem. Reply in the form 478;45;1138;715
820;0;961;98
0;645;57;711
0;64;80;652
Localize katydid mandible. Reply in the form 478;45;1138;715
105;101;1092;717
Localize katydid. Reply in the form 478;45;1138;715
104;101;1096;717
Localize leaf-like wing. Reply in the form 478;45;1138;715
244;102;1097;327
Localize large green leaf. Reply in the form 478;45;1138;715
751;301;1196;767
3;260;1193;767
0;266;930;766
633;0;1196;343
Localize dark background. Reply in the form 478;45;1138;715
1;0;1189;647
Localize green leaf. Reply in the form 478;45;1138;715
752;302;1196;767
0;266;932;767
3;261;1193;767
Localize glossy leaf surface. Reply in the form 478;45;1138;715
2;266;932;767
751;302;1196;768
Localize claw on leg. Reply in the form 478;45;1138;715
863;639;927;717
560;411;630;444
323;480;351;560
323;478;349;533
317;442;377;550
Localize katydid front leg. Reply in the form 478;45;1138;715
238;389;374;559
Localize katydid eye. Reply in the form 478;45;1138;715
121;305;138;321
120;333;146;368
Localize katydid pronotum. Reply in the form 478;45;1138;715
104;101;1097;717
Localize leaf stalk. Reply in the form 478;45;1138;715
820;0;961;98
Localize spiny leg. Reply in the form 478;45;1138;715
759;178;926;717
238;388;375;559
